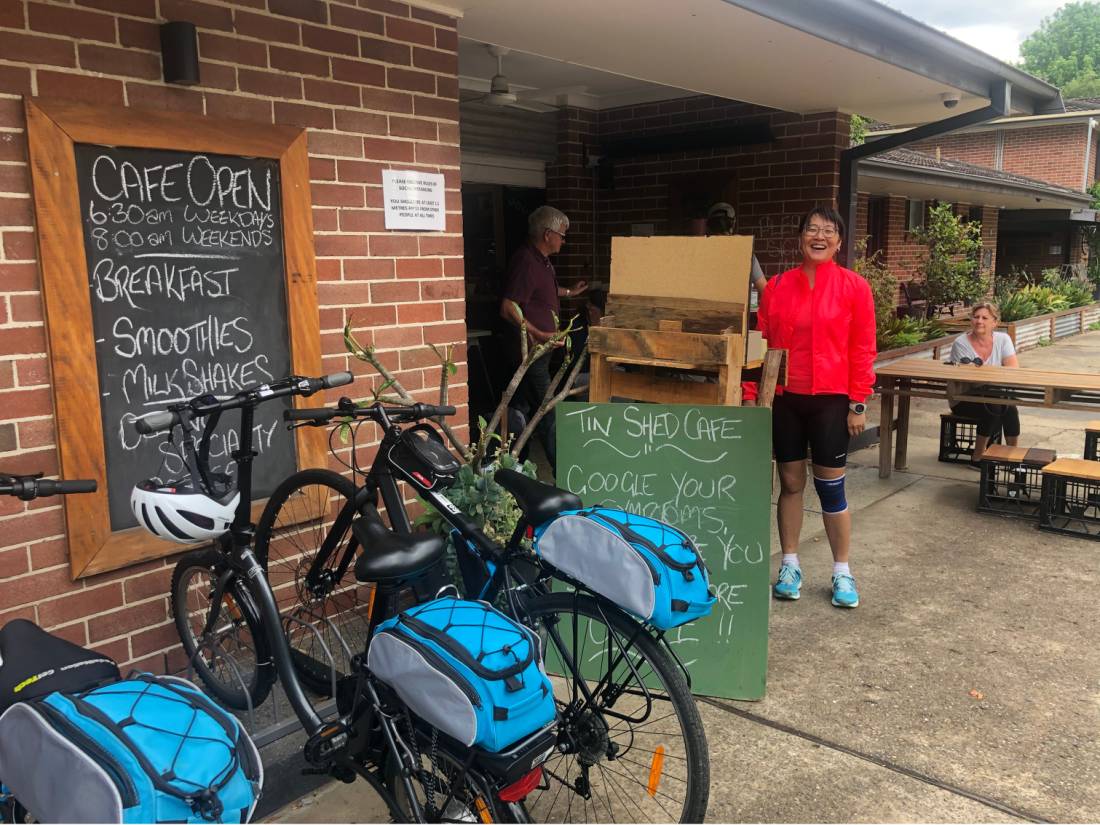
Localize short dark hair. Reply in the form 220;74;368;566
798;205;846;240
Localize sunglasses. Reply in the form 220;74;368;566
957;356;983;366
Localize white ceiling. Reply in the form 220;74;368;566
437;0;1035;124
859;170;1089;211
458;39;693;111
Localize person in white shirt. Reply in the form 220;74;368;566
948;301;1020;466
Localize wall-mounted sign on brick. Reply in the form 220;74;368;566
382;169;446;231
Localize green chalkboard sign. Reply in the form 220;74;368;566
556;402;771;700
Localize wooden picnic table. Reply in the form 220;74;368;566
875;358;1100;478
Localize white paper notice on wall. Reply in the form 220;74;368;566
382;169;446;231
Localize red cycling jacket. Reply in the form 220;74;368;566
757;260;877;402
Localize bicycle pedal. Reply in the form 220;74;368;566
303;722;350;766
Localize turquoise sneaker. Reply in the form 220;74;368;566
773;564;802;600
831;573;859;608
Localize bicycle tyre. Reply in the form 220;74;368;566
255;468;371;696
518;591;710;824
170;548;274;711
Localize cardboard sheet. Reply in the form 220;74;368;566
610;235;755;304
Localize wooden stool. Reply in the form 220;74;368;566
977;445;1057;520
1039;458;1100;539
938;414;1002;464
1085;421;1100;462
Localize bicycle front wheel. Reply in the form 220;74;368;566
519;591;709;823
255;469;372;695
170;548;274;711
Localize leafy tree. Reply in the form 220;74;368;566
849;114;869;146
912;202;986;314
1019;2;1100;88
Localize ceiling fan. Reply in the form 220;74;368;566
466;44;587;113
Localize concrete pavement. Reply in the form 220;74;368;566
266;331;1100;823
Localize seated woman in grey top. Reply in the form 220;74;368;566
947;301;1020;466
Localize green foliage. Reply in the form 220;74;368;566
998;291;1041;322
851;238;898;334
1020;2;1100;87
877;316;946;351
1014;285;1071;315
849;114;869;147
1058;279;1095;307
994;265;1031;303
1088;321;1100;331
911;202;986;312
1090;182;1100;211
416;450;538;543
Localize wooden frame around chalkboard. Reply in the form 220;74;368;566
25;99;328;579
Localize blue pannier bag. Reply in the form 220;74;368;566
533;507;717;630
0;673;262;823
368;597;555;752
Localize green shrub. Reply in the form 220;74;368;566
1059;279;1095;308
1014;285;1070;315
416;450;537;544
998;291;1040;322
877;316;946;351
911;202;987;313
852;238;899;334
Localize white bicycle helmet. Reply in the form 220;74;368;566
131;479;238;544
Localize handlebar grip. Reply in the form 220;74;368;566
134;410;180;434
284;407;337;422
32;478;98;497
55;479;97;494
322;371;354;389
416;404;456;418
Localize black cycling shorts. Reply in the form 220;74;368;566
772;392;851;468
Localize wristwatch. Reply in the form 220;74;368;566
849;401;867;415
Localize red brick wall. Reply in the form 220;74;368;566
1001;124;1089;190
545;106;597;318
545;98;848;287
0;0;465;671
909;131;997;168
908;123;1092;191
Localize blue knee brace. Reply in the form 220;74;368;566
813;474;848;514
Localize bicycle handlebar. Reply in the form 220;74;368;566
284;401;457;425
0;475;97;500
132;372;355;435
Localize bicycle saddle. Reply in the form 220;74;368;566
352;515;446;584
494;468;582;527
0;619;119;712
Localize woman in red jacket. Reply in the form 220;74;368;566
757;205;876;608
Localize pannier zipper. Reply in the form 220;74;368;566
36;701;139;808
381;629;482;707
401;614;533;679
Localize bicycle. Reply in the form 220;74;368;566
137;375;557;823
0;472;98;824
253;397;711;823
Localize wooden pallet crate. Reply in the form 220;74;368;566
588;294;761;405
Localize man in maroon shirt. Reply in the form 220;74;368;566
499;206;586;472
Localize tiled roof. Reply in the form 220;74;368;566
1064;97;1100;111
863;148;1090;200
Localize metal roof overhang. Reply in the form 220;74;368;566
858;162;1093;211
438;0;1062;124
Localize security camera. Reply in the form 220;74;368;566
940;92;961;109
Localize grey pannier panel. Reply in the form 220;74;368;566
367;631;479;746
535;514;656;620
0;702;124;823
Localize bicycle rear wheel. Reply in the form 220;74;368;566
255;469;372;695
170;548;273;711
517;591;709;823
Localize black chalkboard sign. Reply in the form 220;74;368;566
74;144;296;530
